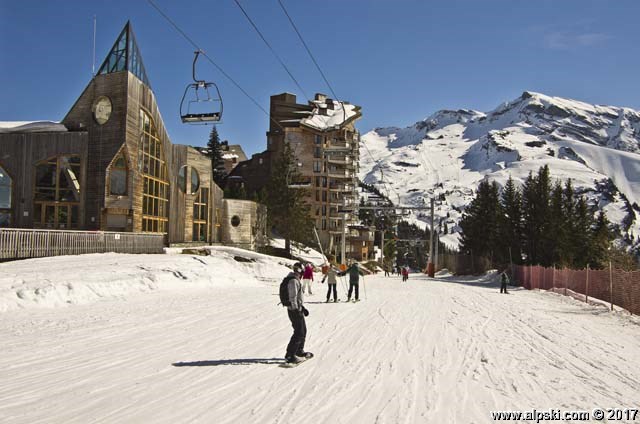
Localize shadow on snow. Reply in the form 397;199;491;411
172;358;284;367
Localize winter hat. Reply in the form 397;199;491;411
292;262;304;274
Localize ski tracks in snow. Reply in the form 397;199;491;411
2;274;640;423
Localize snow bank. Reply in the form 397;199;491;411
0;249;293;313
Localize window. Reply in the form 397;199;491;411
315;135;322;145
193;187;209;241
0;165;11;227
109;154;127;195
139;109;169;233
33;156;81;229
314;147;322;159
190;168;200;194
313;161;322;173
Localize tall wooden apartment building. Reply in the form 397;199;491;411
230;92;362;257
0;22;264;249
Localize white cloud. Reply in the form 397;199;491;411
543;30;612;50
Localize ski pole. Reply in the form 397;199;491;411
363;276;367;301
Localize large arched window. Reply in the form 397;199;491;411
0;165;11;227
109;153;128;196
139;109;169;233
33;155;81;229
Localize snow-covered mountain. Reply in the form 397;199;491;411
359;91;640;252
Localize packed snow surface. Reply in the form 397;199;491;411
1;251;639;423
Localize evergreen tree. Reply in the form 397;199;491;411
589;211;611;269
548;182;566;265
264;143;314;255
460;180;502;260
206;126;226;185
500;176;523;264
571;196;595;268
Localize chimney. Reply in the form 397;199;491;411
315;93;327;102
326;99;335;110
318;107;328;116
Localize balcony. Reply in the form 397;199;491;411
326;156;352;166
324;142;351;151
327;169;352;179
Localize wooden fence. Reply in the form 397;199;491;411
513;264;640;315
0;228;166;260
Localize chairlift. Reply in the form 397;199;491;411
180;51;223;124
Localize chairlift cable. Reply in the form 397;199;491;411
145;0;285;131
232;0;310;103
276;0;345;122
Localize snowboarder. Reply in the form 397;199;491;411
302;263;314;295
500;270;510;294
321;260;340;302
282;262;313;364
340;262;365;302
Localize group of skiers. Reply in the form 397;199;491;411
282;260;513;364
384;265;410;281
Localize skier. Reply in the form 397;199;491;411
321;259;340;302
384;265;390;277
402;266;409;282
500;270;510;294
283;262;313;364
302;263;314;295
340;261;365;302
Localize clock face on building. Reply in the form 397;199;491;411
92;96;112;125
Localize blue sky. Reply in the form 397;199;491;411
1;0;639;156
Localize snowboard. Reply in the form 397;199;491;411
280;354;314;368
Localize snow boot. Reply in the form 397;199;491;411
296;352;314;359
285;355;304;364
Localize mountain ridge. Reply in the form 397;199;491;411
359;91;640;254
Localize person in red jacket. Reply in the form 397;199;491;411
302;263;314;295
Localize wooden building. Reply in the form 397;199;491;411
227;92;362;260
0;22;265;248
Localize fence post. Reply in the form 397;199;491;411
552;265;555;292
564;267;568;297
609;261;614;311
585;264;589;304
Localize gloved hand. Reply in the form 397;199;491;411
301;306;309;317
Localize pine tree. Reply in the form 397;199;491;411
589;211;611;269
571;196;595;268
264;143;314;255
460;180;502;261
206;126;226;185
500;176;522;265
548;182;566;265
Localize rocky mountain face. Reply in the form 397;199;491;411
359;91;640;254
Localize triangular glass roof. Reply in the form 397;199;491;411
97;21;150;87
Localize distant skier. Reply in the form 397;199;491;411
402;266;409;282
302;263;314;295
384;265;390;277
321;260;340;302
500;270;510;294
280;262;313;364
340;261;365;302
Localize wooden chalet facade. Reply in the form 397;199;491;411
0;22;265;248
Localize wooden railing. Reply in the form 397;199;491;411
0;228;166;260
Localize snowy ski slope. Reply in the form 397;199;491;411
1;251;639;423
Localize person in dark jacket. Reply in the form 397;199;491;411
284;262;313;364
340;262;365;302
500;271;510;294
